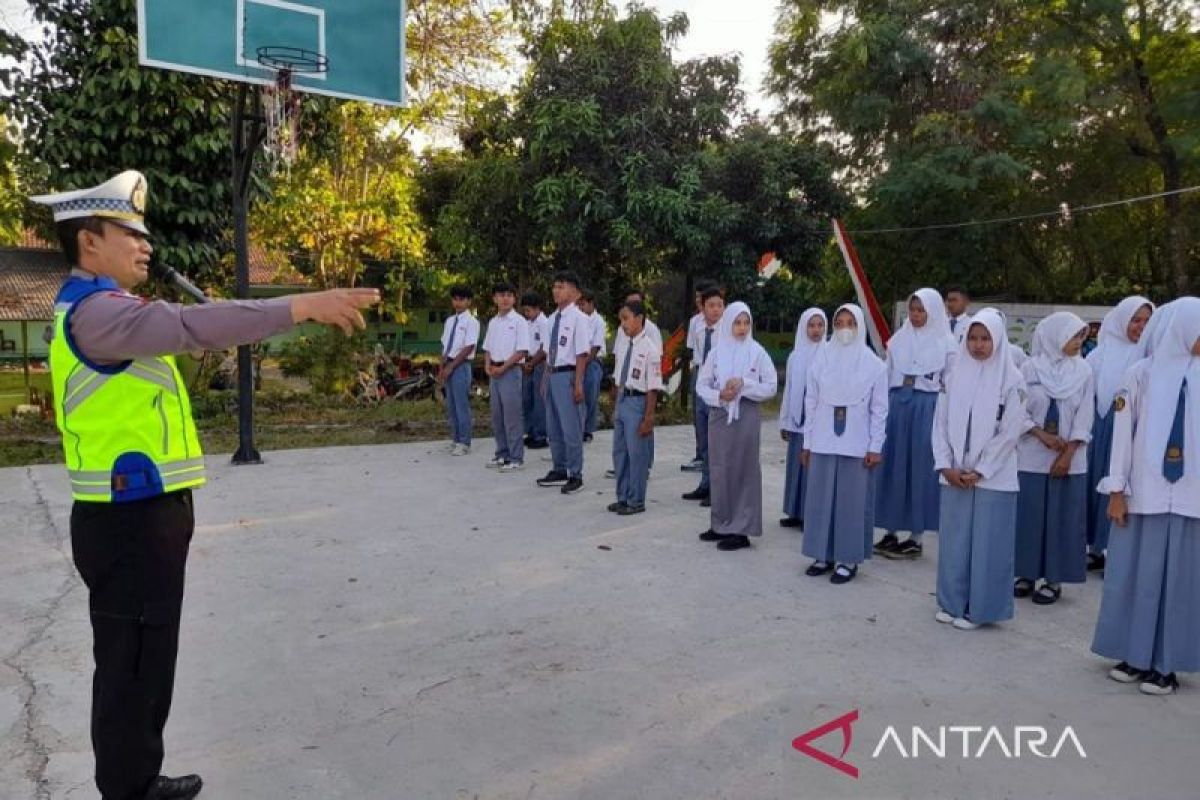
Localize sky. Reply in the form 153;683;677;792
1;0;778;111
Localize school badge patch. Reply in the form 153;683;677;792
1114;395;1127;412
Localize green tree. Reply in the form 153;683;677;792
0;117;21;245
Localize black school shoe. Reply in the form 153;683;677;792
526;438;549;450
1109;662;1149;684
717;535;751;551
617;504;645;516
700;497;711;507
830;564;858;584
779;517;802;528
1087;552;1106;572
884;539;923;559
1140;671;1180;696
144;775;203;800
583;433;594;443
873;533;899;554
607;502;627;513
561;477;584;495
681;488;710;501
537;470;569;487
699;530;728;542
805;561;832;576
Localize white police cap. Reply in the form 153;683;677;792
31;170;150;235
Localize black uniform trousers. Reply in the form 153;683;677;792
70;490;195;800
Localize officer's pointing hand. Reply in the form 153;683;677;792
291;289;382;335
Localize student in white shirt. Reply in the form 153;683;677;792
1093;297;1200;696
683;281;716;470
483;282;531;471
535;271;591;495
780;307;827;528
1013;312;1095;606
800;304;889;584
682;287;726;505
945;286;973;342
932;309;1027;630
608;300;663;516
696;301;778;551
520;292;550;449
874;288;957;559
1084;296;1154;570
576;291;607;442
610;288;662;475
438;285;480;456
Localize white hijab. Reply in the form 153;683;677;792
1029;311;1092;399
1087;296;1154;417
808;303;885;406
944;309;1024;470
1142;297;1200;478
886;287;956;382
712;301;765;424
781;308;827;429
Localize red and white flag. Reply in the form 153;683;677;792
833;219;890;353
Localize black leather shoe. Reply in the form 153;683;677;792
700;497;711;507
717;535;752;551
145;774;203;800
779;517;802;528
607;502;627;513
698;530;727;542
681;488;710;501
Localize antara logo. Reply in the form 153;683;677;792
793;711;1087;779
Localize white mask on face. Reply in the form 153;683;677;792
834;328;856;346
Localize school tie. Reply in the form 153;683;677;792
620;339;634;387
1163;380;1187;483
1043;398;1060;436
702;328;713;365
950;317;958;334
548;313;562;367
443;315;459;359
833;406;846;436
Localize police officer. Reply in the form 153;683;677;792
33;171;379;800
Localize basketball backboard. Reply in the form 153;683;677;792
137;0;405;106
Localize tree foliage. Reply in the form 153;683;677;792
768;0;1200;303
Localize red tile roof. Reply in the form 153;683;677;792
0;248;69;321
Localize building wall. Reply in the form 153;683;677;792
0;320;51;362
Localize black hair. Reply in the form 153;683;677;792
579;289;595;303
492;281;515;296
55;217;109;266
520;291;542;308
700;287;724;305
945;286;970;300
694;280;716;294
552;271;581;289
621;300;646;318
449;284;473;300
624;288;645;302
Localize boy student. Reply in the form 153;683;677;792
483;282;531;471
577;290;608;443
439;285;480;455
683;280;716;472
609;301;663;515
536;271;591;494
521;292;550;449
682;286;726;506
945;286;973;340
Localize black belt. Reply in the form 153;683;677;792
552;365;576;373
622;388;646;397
490;360;507;367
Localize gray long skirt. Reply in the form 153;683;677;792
708;402;763;537
1015;472;1088;584
1092;513;1200;674
874;388;940;535
782;433;807;521
937;486;1017;624
801;453;875;565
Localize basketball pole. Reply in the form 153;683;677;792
231;82;266;465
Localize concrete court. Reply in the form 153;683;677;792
2;423;1197;800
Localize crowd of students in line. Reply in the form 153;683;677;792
436;275;1197;697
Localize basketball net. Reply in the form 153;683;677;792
261;69;301;173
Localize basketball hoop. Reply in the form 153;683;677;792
255;46;329;173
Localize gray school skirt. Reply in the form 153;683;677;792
801;453;875;564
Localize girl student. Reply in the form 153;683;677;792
779;308;828;528
1013;312;1096;606
1092;298;1200;696
696;302;779;551
931;309;1027;630
874;288;957;559
1085;296;1154;571
800;304;889;584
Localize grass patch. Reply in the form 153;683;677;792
0;370;51;415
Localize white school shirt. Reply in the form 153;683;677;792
687;312;705;366
884;348;949;393
613;330;664;393
614;318;663;357
802;364;889;458
696;341;778;411
526;312;549;357
588;311;609;357
441;310;480;360
1016;362;1095;474
949;313;973;342
1100;361;1200;519
545;305;592;369
932;382;1027;492
482;310;531;363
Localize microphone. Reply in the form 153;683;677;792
152;262;210;305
